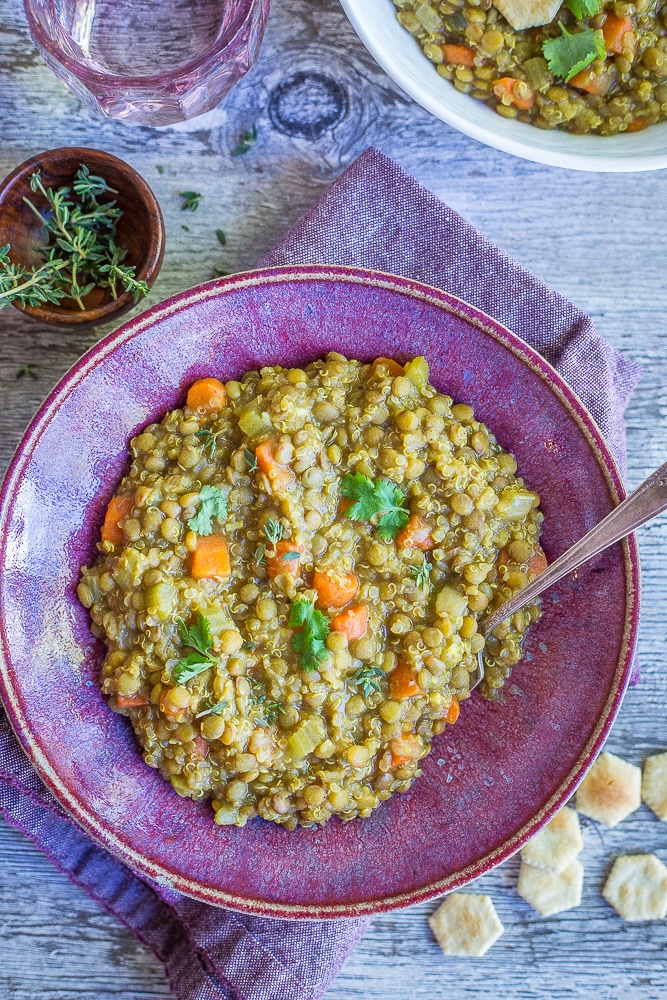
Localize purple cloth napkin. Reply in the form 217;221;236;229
0;146;643;1000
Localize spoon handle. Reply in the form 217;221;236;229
479;459;667;638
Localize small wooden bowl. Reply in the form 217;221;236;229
0;147;165;327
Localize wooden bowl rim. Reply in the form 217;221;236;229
0;146;165;326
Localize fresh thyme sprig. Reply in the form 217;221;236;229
409;558;432;591
0;165;149;311
248;677;284;726
353;664;385;698
16;363;38;380
195;699;228;719
263;518;284;546
178;190;202;211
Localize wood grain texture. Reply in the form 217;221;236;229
1;0;667;997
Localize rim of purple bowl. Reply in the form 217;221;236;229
0;264;640;918
23;0;266;89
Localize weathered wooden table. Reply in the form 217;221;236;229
1;1;667;997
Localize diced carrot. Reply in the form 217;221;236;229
190;535;231;580
255;438;295;493
627;116;649;132
186;377;227;414
101;495;134;546
193;734;210;758
603;12;633;54
339;496;354;515
446;699;460;725
389;660;424;700
116;693;149;708
396;514;435;551
369;357;404;378
330;604;369;642
492;77;535;111
527;551;548;581
313;569;359;609
389;732;422;769
569;69;612;96
443;44;475;67
267;539;304;579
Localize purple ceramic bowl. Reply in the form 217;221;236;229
0;265;639;919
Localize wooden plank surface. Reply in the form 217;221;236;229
1;0;667;997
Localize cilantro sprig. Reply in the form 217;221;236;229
341;472;410;541
289;598;330;672
187;485;228;535
173;613;217;683
565;0;600;18
542;23;605;82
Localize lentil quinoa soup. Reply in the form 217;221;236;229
392;0;667;135
78;354;545;830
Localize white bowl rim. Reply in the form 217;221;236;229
339;0;667;172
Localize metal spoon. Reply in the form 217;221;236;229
470;458;667;692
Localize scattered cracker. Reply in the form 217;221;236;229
429;893;504;957
575;751;641;827
517;858;583;917
521;806;583;874
642;752;667;821
492;0;561;30
603;854;667;921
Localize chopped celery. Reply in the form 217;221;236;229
404;355;429;390
435;585;468;620
496;487;538;522
144;582;178;619
286;717;326;760
112;547;147;589
238;404;272;440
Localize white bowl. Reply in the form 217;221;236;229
340;0;667;171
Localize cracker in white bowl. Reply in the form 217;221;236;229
517;858;584;917
521;806;583;874
429;893;504;957
603;854;667;921
575;751;641;827
642;752;667;821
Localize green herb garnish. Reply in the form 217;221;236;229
289;598;330;672
242;640;258;651
187;485;228;536
542;23;605;82
254;543;267;565
156;165;165;175
213;267;231;278
341;472;410;541
181;224;190;232
353;665;385;698
196;427;224;458
216;229;227;246
264;518;284;546
231;124;258;156
244;448;258;472
565;0;601;17
179;190;202;211
16;363;38;380
195;699;228;719
0;167;149;311
282;551;300;561
409;558;432;591
174;613;217;683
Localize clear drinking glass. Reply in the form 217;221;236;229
23;0;271;127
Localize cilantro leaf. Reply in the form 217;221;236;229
187;484;228;535
341;472;410;540
174;613;217;682
289;598;330;672
565;0;600;18
542;23;605;82
177;613;213;656
173;653;214;684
